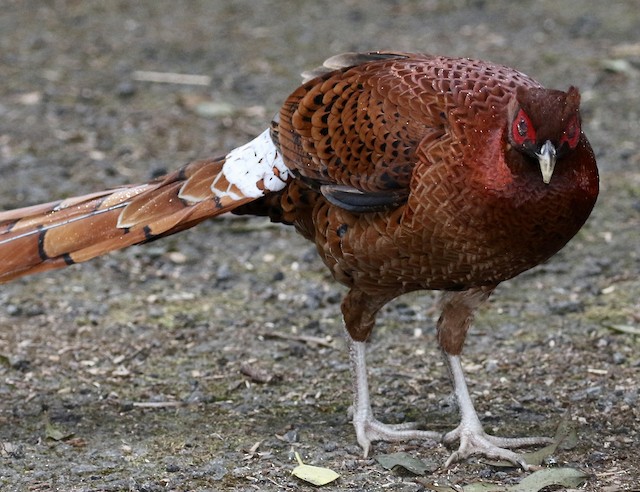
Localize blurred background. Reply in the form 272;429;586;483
0;1;638;490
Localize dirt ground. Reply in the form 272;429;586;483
0;1;638;491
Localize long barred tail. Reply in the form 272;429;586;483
0;129;290;283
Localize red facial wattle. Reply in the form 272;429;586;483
559;114;581;150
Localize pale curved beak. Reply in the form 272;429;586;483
535;140;557;184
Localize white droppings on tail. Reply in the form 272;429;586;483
213;129;290;200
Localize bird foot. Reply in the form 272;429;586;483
354;416;441;457
348;340;441;457
443;425;553;470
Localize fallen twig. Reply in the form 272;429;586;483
132;70;211;86
131;401;185;408
260;331;334;348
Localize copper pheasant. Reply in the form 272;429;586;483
0;52;599;468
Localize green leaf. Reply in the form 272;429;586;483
521;414;577;466
510;467;589;492
425;467;588;492
375;452;432;475
487;413;577;468
606;324;640;335
291;451;339;486
45;421;74;441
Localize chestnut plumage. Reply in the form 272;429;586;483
0;52;599;468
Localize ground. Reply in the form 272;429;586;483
0;1;638;491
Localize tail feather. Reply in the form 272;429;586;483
0;129;290;283
174;159;225;203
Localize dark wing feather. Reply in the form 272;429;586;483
279;52;450;212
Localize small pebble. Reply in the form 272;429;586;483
168;252;187;264
216;263;232;281
116;81;136;98
343;459;359;471
324;441;338;452
485;359;499;373
11;359;30;372
6;304;22;316
586;386;602;399
282;429;298;443
623;390;638;406
549;300;583;315
612;352;626;365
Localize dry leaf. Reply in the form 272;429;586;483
291;451;340;486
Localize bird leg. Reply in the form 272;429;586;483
442;353;552;469
349;337;441;457
437;288;552;469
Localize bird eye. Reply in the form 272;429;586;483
517;119;527;136
559;114;580;149
510;108;536;147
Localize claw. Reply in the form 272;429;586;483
355;416;441;457
443;427;546;469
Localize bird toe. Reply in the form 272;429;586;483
353;416;441;456
443;427;550;470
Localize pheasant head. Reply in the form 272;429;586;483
506;85;583;184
